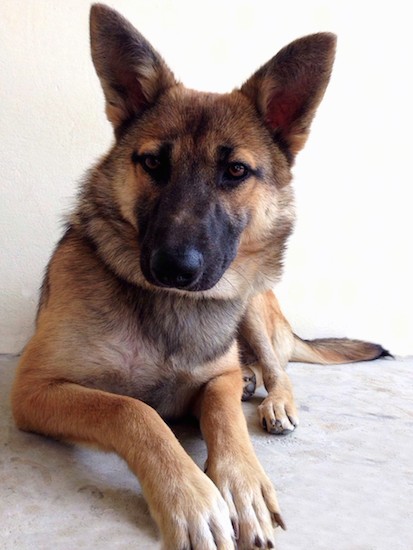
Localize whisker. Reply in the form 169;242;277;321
221;274;238;293
227;266;254;291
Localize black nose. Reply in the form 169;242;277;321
149;246;204;289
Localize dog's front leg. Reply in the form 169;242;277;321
240;291;299;435
195;368;285;549
12;369;235;550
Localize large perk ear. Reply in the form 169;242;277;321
240;33;336;162
89;4;177;130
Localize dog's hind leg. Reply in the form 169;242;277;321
239;342;263;401
11;351;235;549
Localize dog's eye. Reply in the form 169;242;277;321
224;163;249;182
142;155;161;171
132;148;171;185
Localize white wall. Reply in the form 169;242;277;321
1;0;412;355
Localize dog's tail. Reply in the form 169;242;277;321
291;335;392;364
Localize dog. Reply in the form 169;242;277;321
11;4;389;549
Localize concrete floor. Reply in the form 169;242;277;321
1;354;412;549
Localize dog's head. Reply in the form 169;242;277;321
79;4;335;299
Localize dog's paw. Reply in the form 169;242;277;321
242;367;257;401
154;462;236;550
258;376;299;435
207;456;285;550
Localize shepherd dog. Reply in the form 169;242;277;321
11;4;388;549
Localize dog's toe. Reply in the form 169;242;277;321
258;394;298;435
262;418;294;436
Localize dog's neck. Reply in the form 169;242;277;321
71;225;247;365
122;284;247;366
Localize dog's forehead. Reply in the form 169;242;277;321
140;87;266;150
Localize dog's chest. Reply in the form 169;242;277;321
95;336;212;417
90;287;245;417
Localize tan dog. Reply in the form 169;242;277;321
12;5;388;549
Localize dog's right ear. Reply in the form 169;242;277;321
89;4;177;130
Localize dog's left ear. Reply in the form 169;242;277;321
89;4;177;131
240;33;336;161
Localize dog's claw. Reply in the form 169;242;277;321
272;512;286;530
266;418;293;435
231;518;240;540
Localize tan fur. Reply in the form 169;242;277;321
239;292;388;434
11;4;387;549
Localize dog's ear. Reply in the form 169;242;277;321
240;33;336;161
90;4;177;130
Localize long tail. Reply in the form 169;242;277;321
292;335;392;364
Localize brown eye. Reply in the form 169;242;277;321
226;162;249;180
132;147;170;186
143;155;161;171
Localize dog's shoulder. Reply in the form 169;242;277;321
37;225;112;316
